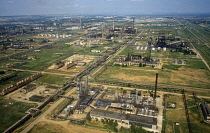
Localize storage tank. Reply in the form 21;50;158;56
163;47;167;51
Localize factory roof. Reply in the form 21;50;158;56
91;109;157;125
128;114;157;125
90;109;127;120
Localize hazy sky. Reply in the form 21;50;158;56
0;0;210;16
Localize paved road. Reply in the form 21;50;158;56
21;87;76;133
90;31;144;77
90;43;128;77
156;93;163;133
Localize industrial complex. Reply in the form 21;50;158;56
0;15;210;133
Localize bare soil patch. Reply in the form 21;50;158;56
30;121;107;133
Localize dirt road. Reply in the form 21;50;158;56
21;87;76;133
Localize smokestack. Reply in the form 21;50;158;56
154;73;158;100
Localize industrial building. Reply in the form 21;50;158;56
114;53;161;68
21;84;37;93
54;75;159;131
89;86;158;130
173;59;186;65
200;102;210;122
90;109;157;129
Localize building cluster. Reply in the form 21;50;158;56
114;53;161;68
54;74;159;131
37;34;72;38
1;73;42;95
63;76;100;115
172;59;186;65
135;46;167;51
21;84;37;94
66;26;83;30
90;89;158;130
50;55;95;70
90;109;157;129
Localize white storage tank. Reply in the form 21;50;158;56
163;47;167;51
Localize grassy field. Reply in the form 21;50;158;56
162;94;188;133
186;96;210;133
28;122;68;133
98;66;210;89
178;21;210;67
162;94;210;133
0;71;34;91
189;107;210;133
0;97;37;133
37;74;69;86
28;121;107;133
19;44;84;71
97;34;210;89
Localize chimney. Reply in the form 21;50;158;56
154;73;158;101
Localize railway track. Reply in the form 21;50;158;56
177;20;210;70
183;28;210;68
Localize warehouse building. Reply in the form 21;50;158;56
90;109;157;130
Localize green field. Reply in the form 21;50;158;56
186;96;210;133
0;97;37;133
0;71;34;91
37;74;69;86
19;44;84;71
162;94;188;133
98;64;210;89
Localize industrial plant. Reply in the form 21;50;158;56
115;53;161;68
50;74;161;132
0;14;210;133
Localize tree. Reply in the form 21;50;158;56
101;119;105;124
42;39;48;43
139;63;143;67
130;123;150;133
86;113;91;122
